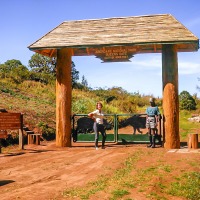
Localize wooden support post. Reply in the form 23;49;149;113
35;135;40;145
162;44;180;149
28;134;41;145
28;134;34;144
188;134;198;149
19;129;24;149
56;48;72;147
19;114;24;150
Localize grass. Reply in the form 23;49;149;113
168;172;200;200
63;150;143;199
1;75;199;199
1;79;200;142
179;110;200;141
62;149;200;200
1;79;199;150
111;189;130;199
63;175;109;200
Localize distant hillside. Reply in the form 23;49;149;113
0;79;154;131
1;79;199;142
0;80;56;129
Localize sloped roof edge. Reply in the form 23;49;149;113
28;14;199;54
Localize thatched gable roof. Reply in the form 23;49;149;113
28;14;199;57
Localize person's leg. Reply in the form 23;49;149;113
149;118;155;148
102;131;106;149
155;128;162;147
93;122;99;149
147;128;152;147
99;125;106;149
146;117;152;147
151;128;156;148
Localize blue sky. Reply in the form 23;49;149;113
1;0;200;97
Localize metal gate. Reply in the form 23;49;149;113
72;114;162;144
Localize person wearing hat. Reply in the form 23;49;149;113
146;98;160;148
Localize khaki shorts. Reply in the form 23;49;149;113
146;117;156;129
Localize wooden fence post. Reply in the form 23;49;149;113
188;133;198;149
19;114;24;150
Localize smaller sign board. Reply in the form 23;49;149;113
0;130;8;139
0;113;22;129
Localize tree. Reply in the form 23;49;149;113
179;91;196;110
71;61;79;88
0;64;9;78
29;53;56;74
28;53;79;87
4;59;23;70
0;59;29;83
10;65;30;83
81;75;88;88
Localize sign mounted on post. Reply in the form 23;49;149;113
0;113;24;150
0;130;7;139
0;113;22;129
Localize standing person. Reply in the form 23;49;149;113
146;98;160;148
88;102;106;150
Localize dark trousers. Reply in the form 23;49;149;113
93;122;106;147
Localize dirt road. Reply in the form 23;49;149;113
0;141;199;200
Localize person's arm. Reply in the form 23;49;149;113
155;106;160;124
155;115;159;126
88;111;96;121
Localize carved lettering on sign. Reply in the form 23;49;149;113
0;113;22;129
94;47;135;62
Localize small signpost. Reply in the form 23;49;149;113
0;113;24;152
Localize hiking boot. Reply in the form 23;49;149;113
151;135;156;148
95;139;98;150
147;135;152;148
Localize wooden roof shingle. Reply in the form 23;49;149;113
28;14;199;57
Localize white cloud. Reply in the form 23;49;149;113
179;61;200;75
126;53;200;76
125;54;161;70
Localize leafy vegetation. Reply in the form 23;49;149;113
179;90;197;110
0;56;200;199
0;56;200;145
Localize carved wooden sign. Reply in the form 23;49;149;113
0;130;7;139
0;113;22;129
94;47;135;62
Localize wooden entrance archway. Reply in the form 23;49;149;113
28;14;199;149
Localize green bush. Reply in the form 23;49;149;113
179;91;196;110
38;122;55;141
0;132;19;147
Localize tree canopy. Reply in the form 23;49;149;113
179;91;196;110
0;54;83;88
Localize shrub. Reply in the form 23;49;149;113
38;122;55;141
179;91;196;110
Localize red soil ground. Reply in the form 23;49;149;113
0;140;199;200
